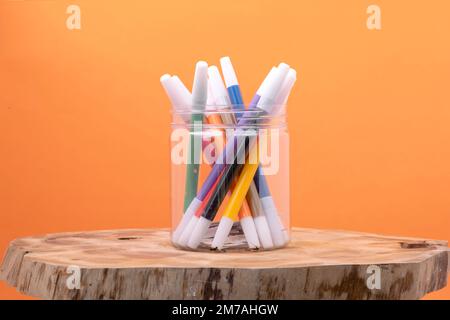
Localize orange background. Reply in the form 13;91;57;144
1;0;449;299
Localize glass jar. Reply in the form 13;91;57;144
170;105;290;252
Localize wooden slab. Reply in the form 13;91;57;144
1;227;448;300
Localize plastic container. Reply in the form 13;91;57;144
170;106;290;251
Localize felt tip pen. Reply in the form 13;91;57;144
255;68;297;245
211;149;260;250
161;73;227;220
223;65;279;248
176;93;225;248
244;65;296;247
205;85;259;249
216;63;278;246
187;63;290;249
207;77;261;250
210;67;281;250
208;65;276;248
172;62;209;243
183;61;208;211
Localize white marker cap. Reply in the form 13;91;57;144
220;56;239;87
254;216;274;249
177;215;199;247
261;200;286;248
257;62;290;114
160;74;177;106
172;198;202;243
208;65;231;109
160;73;171;84
191;61;209;111
160;74;191;122
276;68;297;105
239;216;261;249
187;216;211;249
256;67;277;97
160;74;191;108
211;216;234;250
171;75;192;109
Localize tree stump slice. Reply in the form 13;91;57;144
1;227;448;300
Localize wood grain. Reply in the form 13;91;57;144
1;226;448;300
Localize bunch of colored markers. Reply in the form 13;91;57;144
161;57;296;251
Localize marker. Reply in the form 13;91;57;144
209;68;280;250
161;73;227;214
219;63;280;248
206;71;260;250
233;66;295;247
210;65;266;249
211;147;260;250
187;63;291;249
183;61;208;213
254;68;297;245
177;85;223;247
161;71;202;244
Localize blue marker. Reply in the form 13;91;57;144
220;57;246;119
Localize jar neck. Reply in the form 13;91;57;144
171;105;287;129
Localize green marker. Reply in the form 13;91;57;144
183;61;208;211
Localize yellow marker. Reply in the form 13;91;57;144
223;161;259;220
211;147;261;250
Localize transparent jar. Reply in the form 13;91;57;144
170;105;290;252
